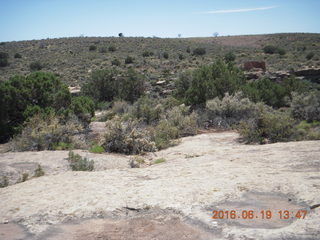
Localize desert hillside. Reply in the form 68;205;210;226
1;33;319;86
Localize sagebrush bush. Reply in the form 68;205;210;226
291;121;320;141
149;120;179;150
103;116;156;154
68;151;94;171
205;92;260;128
130;96;164;124
10;113;84;151
291;91;320;122
34;164;45;177
165;105;198;136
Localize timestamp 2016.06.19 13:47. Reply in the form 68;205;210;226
211;210;308;220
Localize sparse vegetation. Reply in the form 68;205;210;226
89;144;105;153
34;164;45;177
154;158;166;164
68;151;94;171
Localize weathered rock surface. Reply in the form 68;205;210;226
0;132;319;239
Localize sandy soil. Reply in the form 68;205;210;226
0;131;319;240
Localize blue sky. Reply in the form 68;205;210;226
0;0;319;41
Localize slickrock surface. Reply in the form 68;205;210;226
0;132;319;239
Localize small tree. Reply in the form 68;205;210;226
0;52;9;67
125;56;134;64
224;52;236;62
14;53;22;58
29;61;43;71
306;52;315;60
89;45;97;51
108;46;116;52
163;52;169;59
118;33;124;37
192;48;206;56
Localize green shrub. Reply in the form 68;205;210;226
306;52;315;60
263;45;278;54
29;61;43;71
290;91;320;121
0;52;9;67
89;45;97;51
277;48;286;56
178;54;184;60
205;92;260;128
68;151;94;171
142;51;154;57
111;58;121;66
103;116;156;154
224;52;236;62
34;164;45;177
99;47;107;53
165;105;198;136
238;109;295;144
69;96;95;124
89;145;105;153
292;121;320;141
175;59;245;106
154;158;166;164
263;45;286;55
82;68;145;103
0;176;9;188
192;48;206;56
131;96;163;124
125;56;134;64
118;68;145;103
0;72;72;142
163;52;169;59
108;46;116;52
129;156;145;168
10;113;84;151
21;173;29;182
150;120;179;149
242;77;308;108
14;53;22;58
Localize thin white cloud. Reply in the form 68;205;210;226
200;6;277;14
